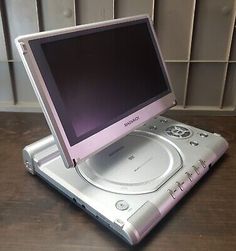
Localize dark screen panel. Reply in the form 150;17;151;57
30;19;170;145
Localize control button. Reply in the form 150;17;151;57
182;132;190;138
176;181;184;191
149;125;157;130
190;141;199;146
168;189;176;199
199;159;207;168
200;132;208;138
166;125;192;139
160;119;168;123
114;219;125;228
115;200;129;211
185;172;193;182
193;165;200;175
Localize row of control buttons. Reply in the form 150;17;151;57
168;180;185;199
189;132;209;147
164;125;209;147
149;125;157;130
160;119;168;123
148;118;169;130
168;159;207;199
148;118;209;143
115;161;207;207
148;119;168;130
185;160;207;181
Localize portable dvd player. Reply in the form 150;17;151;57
15;15;228;245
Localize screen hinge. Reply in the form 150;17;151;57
19;42;27;54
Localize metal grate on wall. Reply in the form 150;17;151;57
0;0;236;115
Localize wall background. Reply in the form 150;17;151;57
0;0;236;115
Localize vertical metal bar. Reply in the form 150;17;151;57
112;0;115;19
0;4;8;61
219;4;236;109
74;0;79;25
72;0;77;26
153;0;158;32
8;62;17;104
151;0;156;23
35;0;43;31
183;62;191;107
113;0;117;19
219;63;230;109
0;0;12;60
183;0;196;107
1;0;17;104
187;0;197;62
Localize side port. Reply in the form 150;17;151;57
24;160;35;175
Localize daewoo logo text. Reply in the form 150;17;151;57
124;116;140;127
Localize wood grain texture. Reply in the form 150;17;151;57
0;112;235;251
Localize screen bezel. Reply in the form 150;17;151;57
16;15;176;168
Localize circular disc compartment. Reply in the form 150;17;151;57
78;131;183;194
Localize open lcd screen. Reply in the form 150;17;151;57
29;18;171;146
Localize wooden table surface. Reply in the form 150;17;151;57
0;112;235;251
